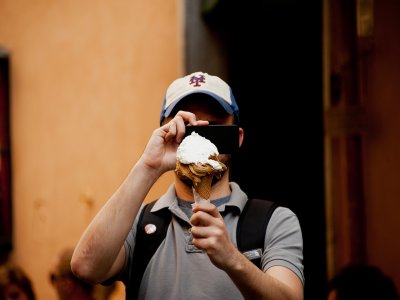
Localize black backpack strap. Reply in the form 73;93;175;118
126;200;171;300
236;198;279;268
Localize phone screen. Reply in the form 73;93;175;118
184;125;239;154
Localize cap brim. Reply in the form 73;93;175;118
163;91;234;119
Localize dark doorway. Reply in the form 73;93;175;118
0;49;12;262
185;1;326;299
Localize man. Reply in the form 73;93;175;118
71;71;304;299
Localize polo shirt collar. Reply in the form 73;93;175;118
150;181;248;213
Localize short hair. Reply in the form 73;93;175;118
328;264;399;300
0;262;36;300
51;247;94;294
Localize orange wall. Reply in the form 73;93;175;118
0;1;181;299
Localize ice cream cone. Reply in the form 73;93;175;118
194;174;213;199
175;132;227;201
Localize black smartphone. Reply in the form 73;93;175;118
184;125;239;154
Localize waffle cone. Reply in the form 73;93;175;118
194;174;213;199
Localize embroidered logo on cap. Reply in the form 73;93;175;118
144;224;157;234
189;74;206;87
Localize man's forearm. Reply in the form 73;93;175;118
224;250;303;300
71;162;161;283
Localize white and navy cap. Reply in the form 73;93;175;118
160;71;240;124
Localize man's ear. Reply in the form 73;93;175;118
238;127;244;147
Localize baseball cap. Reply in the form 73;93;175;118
160;71;240;124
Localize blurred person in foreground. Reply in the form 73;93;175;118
71;71;304;299
49;247;95;300
0;262;36;300
327;264;399;300
50;247;117;300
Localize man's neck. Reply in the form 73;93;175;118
174;173;231;202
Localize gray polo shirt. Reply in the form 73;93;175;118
121;182;304;299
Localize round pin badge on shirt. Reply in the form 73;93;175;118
144;224;157;234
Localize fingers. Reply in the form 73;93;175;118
175;110;209;127
164;111;209;143
191;202;221;219
190;209;232;260
190;211;225;252
190;203;224;228
163;116;180;143
191;227;221;252
190;224;223;239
